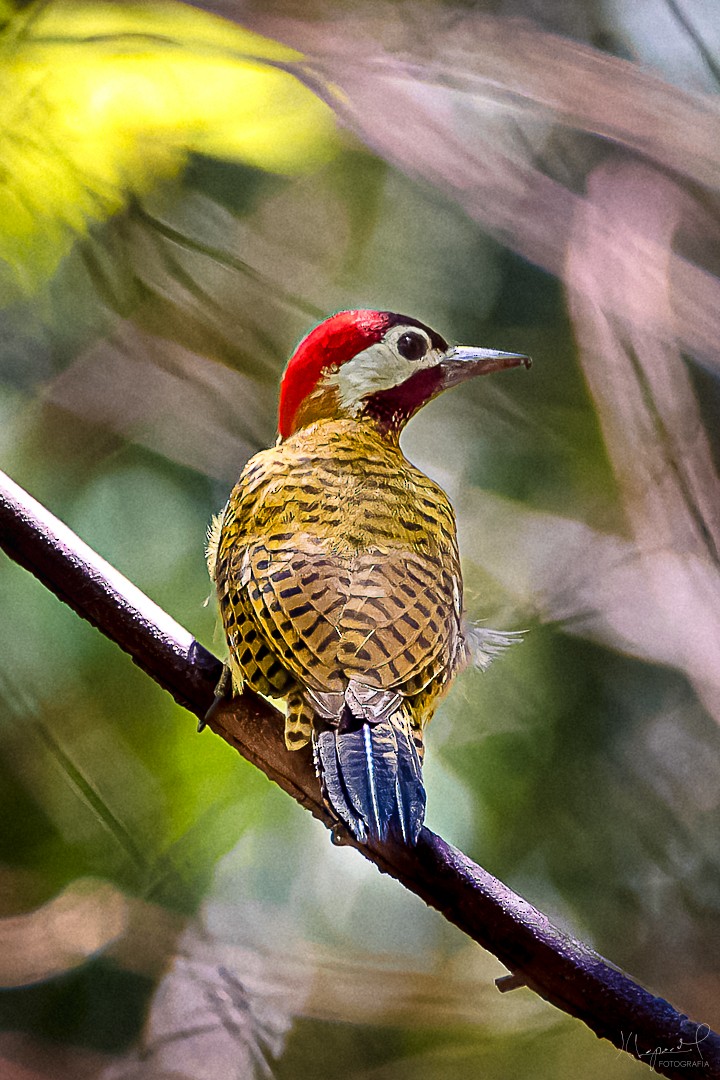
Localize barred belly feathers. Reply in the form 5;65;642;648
207;310;530;844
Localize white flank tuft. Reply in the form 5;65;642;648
464;625;526;671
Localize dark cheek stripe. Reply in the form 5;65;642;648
363;366;445;429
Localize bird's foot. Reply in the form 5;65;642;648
198;664;232;733
330;822;354;847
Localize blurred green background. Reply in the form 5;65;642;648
1;1;719;1077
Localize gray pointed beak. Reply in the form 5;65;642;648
439;346;532;389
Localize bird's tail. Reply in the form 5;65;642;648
312;710;426;845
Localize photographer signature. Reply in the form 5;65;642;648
620;1024;710;1069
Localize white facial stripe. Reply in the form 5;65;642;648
327;325;443;412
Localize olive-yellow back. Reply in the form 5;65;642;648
208;417;466;757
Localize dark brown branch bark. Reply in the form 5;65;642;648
1;467;718;1079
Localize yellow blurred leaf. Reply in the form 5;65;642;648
0;1;338;294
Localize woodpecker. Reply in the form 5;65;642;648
207;311;529;844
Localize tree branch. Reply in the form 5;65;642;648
1;467;718;1079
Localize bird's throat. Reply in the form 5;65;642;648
360;366;445;434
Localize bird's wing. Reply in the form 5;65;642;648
227;532;461;701
335;546;462;693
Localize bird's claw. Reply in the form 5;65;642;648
199;664;232;733
330;822;353;846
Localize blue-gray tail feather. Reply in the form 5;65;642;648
313;728;368;842
393;726;425;843
313;710;425;844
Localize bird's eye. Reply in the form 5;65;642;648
396;331;428;361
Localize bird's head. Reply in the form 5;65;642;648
278;310;530;440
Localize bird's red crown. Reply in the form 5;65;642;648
278;310;446;438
